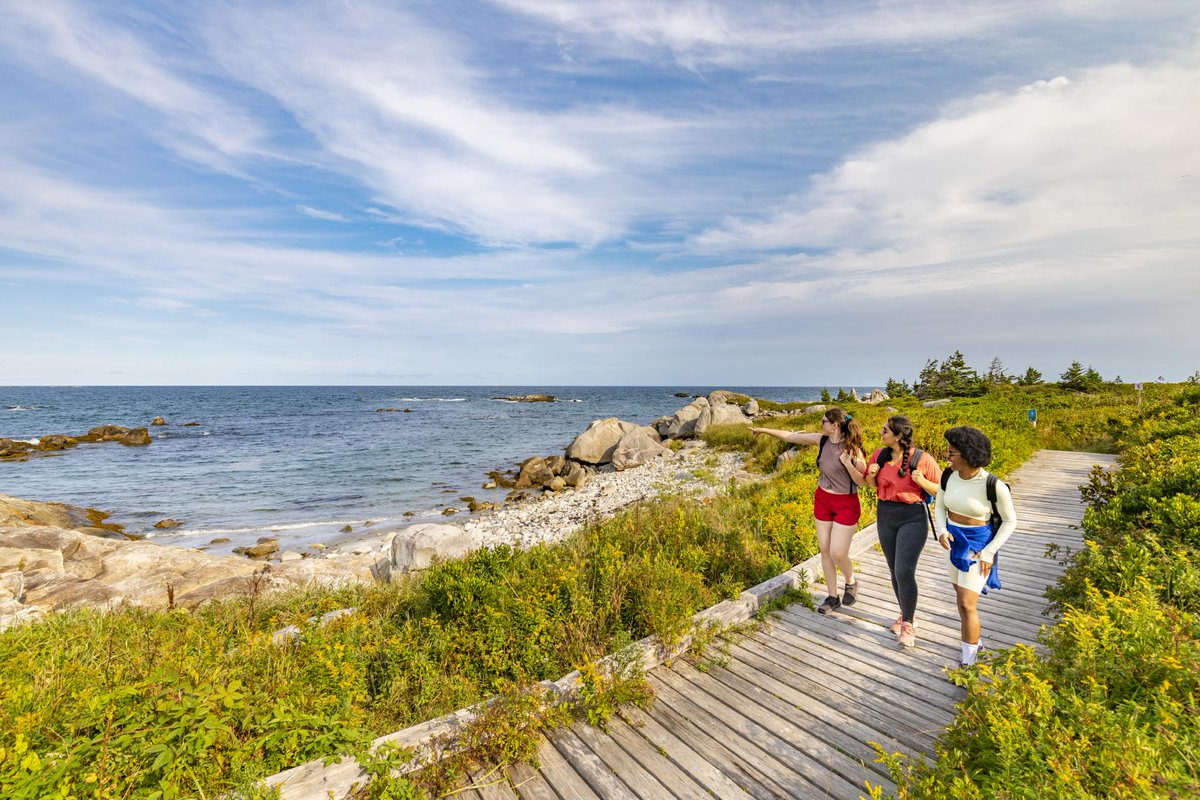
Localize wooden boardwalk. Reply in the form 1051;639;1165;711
455;450;1114;800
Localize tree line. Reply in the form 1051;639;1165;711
884;352;1112;399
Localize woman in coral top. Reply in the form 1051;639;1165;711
751;406;867;615
865;415;942;647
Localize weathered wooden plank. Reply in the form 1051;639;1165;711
594;715;714;800
686;654;900;791
546;727;640;800
533;733;603;800
615;708;757;800
504;761;561;800
647;693;791;800
567;720;682;799
469;766;521;800
654;667;865;800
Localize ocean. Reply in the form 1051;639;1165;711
1;386;858;554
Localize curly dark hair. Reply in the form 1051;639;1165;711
944;425;992;468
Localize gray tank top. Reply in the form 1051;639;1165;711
818;436;856;495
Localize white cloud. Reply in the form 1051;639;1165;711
0;0;265;164
198;1;684;245
488;0;1197;66
296;205;348;222
693;52;1200;269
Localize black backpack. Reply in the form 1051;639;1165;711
940;467;1007;532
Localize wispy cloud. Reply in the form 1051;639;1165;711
0;0;266;167
296;204;348;222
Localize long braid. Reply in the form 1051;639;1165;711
888;415;916;476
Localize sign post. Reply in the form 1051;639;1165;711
1135;382;1143;415
1028;408;1037;428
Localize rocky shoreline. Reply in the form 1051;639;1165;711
1;389;891;630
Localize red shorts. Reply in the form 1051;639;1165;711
814;486;861;526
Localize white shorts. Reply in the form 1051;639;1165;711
949;553;989;594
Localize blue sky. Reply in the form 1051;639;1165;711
1;0;1198;386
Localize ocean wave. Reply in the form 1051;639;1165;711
394;397;466;402
6;405;34;411
169;518;390;535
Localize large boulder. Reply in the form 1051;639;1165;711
611;427;669;471
664;397;709;439
694;401;750;436
513;456;557;489
861;388;889;405
389;523;475;575
565;418;640;465
743;399;759;416
803;404;826;415
923;399;952;409
707;390;739;406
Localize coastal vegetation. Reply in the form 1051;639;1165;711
1;374;1195;798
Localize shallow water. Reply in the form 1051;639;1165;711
1;386;846;553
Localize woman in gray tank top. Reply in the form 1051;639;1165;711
751;406;868;615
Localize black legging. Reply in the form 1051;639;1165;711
876;500;930;623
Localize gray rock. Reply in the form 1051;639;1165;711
611;427;669;471
694;401;749;435
389;523;475;576
742;399;759;416
803;404;826;415
565;417;640;465
664;397;709;439
775;447;801;470
923;399;952;408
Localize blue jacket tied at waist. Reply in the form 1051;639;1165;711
946;522;1002;593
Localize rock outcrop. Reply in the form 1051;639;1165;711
492;394;556;403
0;525;374;631
388;523;476;576
611;426;668;471
565;417;640;465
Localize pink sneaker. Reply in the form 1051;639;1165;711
890;614;903;635
899;621;917;648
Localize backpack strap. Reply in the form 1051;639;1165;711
940;466;953;490
986;472;999;518
875;447;892;467
908;447;923;473
818;435;828;466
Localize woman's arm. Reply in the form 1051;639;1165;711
749;427;823;446
934;478;951;549
841;450;868;486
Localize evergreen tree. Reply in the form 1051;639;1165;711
835;387;851;403
885;377;912;397
820;388;832;404
1016;367;1043;386
915;352;987;398
987;356;1009;384
1060;361;1103;392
